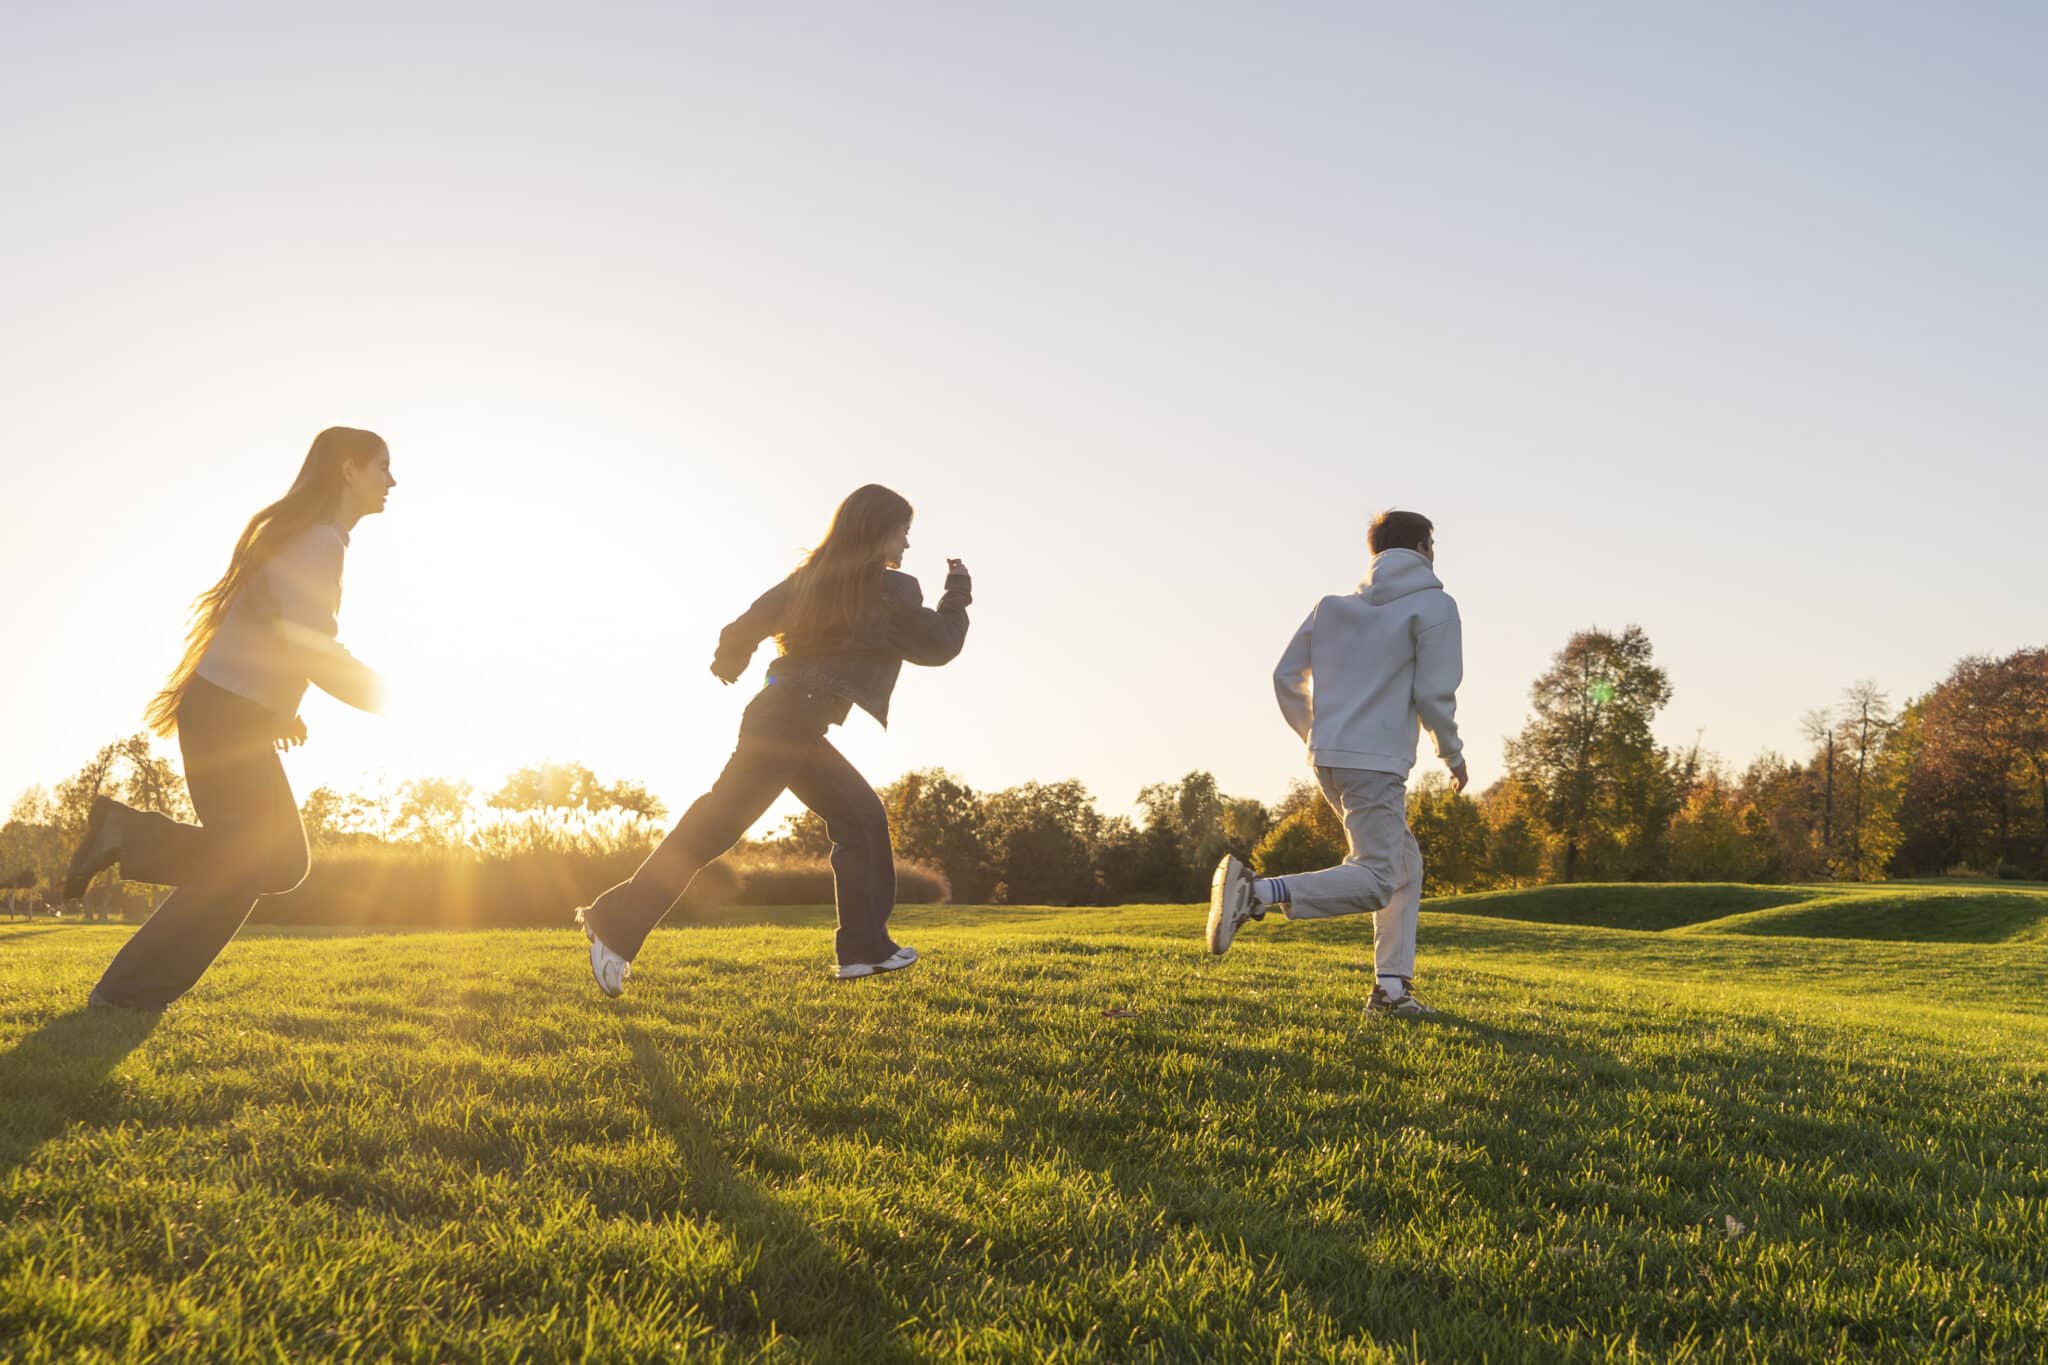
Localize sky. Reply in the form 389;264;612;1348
3;2;2044;834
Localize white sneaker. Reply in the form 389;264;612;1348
833;945;918;980
1206;855;1260;955
1367;980;1435;1018
584;925;631;998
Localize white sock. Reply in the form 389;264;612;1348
1378;975;1407;999
1251;877;1288;907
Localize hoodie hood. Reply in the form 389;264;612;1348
1358;548;1443;605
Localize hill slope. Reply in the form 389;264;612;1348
1429;881;2048;944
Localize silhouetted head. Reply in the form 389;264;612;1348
144;427;393;736
1368;509;1435;562
782;484;915;643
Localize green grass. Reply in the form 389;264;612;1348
1431;881;2048;945
3;892;2046;1362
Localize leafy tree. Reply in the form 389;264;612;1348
1666;766;1759;881
1089;814;1153;903
489;761;668;821
1834;681;1896;880
1407;772;1487;894
1732;753;1825;882
881;768;991;902
1503;625;1673;882
1250;792;1346;878
1135;771;1269;901
982;780;1101;905
1477;777;1544;888
1897;648;2048;877
394;777;473;846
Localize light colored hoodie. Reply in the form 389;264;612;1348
194;523;379;720
1273;548;1463;776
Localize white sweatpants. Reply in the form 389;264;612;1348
1275;766;1421;980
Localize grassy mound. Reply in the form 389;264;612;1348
4;906;2045;1361
1427;882;1812;931
1427;881;2048;944
1687;887;2048;944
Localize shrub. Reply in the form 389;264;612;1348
726;855;950;906
248;844;745;929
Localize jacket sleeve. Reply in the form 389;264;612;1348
1272;607;1317;742
884;571;972;666
1413;609;1464;766
274;529;384;713
711;578;793;682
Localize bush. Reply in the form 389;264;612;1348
221;845;950;929
1252;806;1347;877
726;855;950;906
249;844;744;929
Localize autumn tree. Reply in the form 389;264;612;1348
1834;681;1897;880
1503;626;1674;882
1407;772;1488;894
1477;776;1544;888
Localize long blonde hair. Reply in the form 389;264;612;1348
780;484;913;646
144;427;386;736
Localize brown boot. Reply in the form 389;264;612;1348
63;796;122;902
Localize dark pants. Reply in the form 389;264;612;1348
92;678;310;1008
582;683;897;967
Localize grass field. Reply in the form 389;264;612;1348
3;885;2046;1362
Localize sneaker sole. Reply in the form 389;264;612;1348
1206;856;1242;955
833;947;918;980
584;924;628;998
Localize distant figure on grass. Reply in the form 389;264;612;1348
67;427;394;1010
1206;509;1466;1019
576;484;971;992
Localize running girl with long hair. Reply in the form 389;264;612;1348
576;483;971;990
68;426;395;1009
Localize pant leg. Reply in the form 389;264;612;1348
785;737;896;967
1373;822;1423;979
582;687;833;960
1273;767;1410;922
109;804;211;887
92;682;309;1008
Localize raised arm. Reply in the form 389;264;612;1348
1272;606;1317;742
711;577;794;683
882;565;972;667
273;528;384;713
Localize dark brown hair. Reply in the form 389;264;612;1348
1367;509;1434;555
781;484;914;644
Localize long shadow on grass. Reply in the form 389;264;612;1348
0;1008;160;1187
955;978;2036;1355
620;1022;918;1361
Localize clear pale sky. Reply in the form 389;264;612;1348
4;3;2044;832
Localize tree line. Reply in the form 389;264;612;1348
6;634;2044;910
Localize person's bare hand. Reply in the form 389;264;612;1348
1449;760;1469;794
276;715;308;752
709;663;737;686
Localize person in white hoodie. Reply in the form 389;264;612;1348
1205;509;1466;1018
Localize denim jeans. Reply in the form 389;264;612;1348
582;682;897;967
92;678;311;1008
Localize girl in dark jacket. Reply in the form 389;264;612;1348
576;484;971;989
